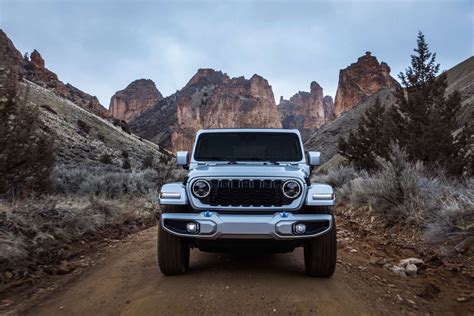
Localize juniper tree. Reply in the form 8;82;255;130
0;69;55;197
338;98;391;170
390;32;462;172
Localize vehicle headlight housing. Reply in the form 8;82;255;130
192;179;211;198
282;180;301;199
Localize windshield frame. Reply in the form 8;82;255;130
192;130;305;163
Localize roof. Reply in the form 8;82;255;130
197;128;300;134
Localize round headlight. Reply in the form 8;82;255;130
282;180;301;199
192;179;211;198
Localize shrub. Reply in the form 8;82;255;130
345;145;439;222
425;184;474;242
329;145;474;244
0;195;158;273
313;165;360;188
51;165;161;198
156;156;184;186
99;153;112;164
142;152;154;169
97;132;106;142
122;158;131;170
77;119;91;134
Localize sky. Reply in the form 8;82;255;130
0;0;472;107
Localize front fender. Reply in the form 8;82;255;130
159;182;188;205
305;183;335;206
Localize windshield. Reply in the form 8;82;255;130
194;132;303;162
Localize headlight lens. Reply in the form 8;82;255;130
192;179;211;198
282;180;301;199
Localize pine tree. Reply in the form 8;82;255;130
390;32;462;171
338;98;390;170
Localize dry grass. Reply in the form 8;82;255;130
1;162;184;278
0;195;159;276
316;145;474;247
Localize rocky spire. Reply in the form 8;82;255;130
333;52;399;116
277;81;334;137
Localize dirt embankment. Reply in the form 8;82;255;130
1;209;473;315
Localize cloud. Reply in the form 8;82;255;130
0;0;471;106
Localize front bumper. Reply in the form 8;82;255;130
160;212;333;240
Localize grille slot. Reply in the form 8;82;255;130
203;179;293;207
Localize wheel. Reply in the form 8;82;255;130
158;205;190;275
303;206;337;277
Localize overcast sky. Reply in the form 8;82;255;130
0;0;472;106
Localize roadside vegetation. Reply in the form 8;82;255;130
0;64;184;284
315;146;473;250
330;33;473;254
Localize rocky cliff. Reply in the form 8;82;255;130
278;81;334;138
0;30;109;118
109;79;163;122
334;52;399;116
130;69;282;152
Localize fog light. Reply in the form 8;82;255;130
186;222;199;234
294;223;306;234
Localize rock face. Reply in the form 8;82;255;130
334;52;399;117
130;69;282;152
278;81;334;138
0;30;25;94
109;79;163;122
0;29;109;118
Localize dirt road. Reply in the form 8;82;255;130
18;227;383;315
16;225;473;315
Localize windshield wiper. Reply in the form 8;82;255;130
246;158;280;165
201;157;237;164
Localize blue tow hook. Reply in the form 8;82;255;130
204;210;212;217
280;211;289;218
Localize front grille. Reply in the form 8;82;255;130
198;179;296;207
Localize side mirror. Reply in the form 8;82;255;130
176;151;189;167
307;151;321;166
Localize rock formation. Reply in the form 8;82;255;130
109;79;163;122
0;30;25;94
278;81;334;138
334;52;399;116
0;30;110;118
130;69;282;152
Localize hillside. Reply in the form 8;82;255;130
446;56;474;125
21;79;167;169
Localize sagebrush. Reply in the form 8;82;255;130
0;196;159;274
318;145;474;243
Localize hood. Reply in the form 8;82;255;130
187;163;308;180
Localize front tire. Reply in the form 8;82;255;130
158;205;190;275
303;206;337;277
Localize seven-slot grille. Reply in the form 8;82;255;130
197;179;297;207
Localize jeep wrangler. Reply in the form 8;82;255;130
158;129;336;277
